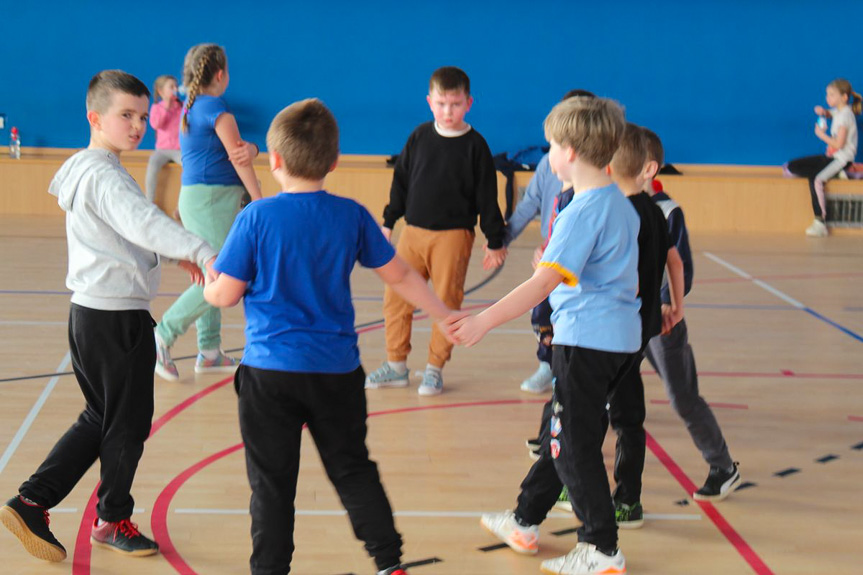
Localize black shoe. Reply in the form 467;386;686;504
90;518;159;556
615;501;644;529
693;462;741;502
0;495;67;561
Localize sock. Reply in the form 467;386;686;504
425;364;442;374
200;349;220;361
154;330;169;348
513;513;533;528
387;361;407;375
598;547;618;557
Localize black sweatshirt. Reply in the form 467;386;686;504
382;122;505;249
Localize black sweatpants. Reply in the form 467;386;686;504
19;304;156;522
236;364;402;575
786;154;850;217
515;345;637;552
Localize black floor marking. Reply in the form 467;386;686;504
816;454;839;463
551;527;579;536
853;441;863;450
403;557;443;569
675;499;690;506
735;481;757;491
774;467;800;477
478;542;509;552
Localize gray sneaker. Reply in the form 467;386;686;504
417;368;443;396
520;362;553;393
365;362;409;389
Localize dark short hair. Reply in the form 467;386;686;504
429;66;470;95
86;70;149;113
267;99;339;181
562;89;595;100
611;123;647;179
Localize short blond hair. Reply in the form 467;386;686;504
543;96;625;168
610;123;647;179
266;99;339;180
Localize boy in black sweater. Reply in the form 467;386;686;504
366;66;506;395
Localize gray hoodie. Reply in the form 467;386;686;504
49;149;218;311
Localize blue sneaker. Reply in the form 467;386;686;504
194;351;239;374
365;362;409;389
417;368;443;396
154;330;179;381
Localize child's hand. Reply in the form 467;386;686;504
815;124;828;140
814;105;826;116
660;303;683;335
228;141;258;167
381;227;393;242
532;245;545;269
482;246;507;270
439;310;471;343
203;257;219;285
448;314;489;347
178;260;204;286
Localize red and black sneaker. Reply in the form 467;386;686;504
0;495;67;562
377;566;409;575
90;517;159;557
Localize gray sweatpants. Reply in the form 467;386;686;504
644;318;733;471
145;149;183;203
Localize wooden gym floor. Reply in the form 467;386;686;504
1;215;862;574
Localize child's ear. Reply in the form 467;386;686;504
642;160;660;181
329;155;339;174
268;151;282;172
86;110;101;131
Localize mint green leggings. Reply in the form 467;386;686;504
156;184;243;351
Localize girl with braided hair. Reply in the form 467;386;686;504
155;43;262;380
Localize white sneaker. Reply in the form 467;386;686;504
541;542;626;575
480;510;538;555
417;368;443;396
520;362;553;393
805;219;829;237
365;362;409;389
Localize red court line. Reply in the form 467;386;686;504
642;369;863;380
72;376;235;575
151;400;772;575
645;431;773;575
650;399;749;410
849;416;863;422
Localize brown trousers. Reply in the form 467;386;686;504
383;225;474;367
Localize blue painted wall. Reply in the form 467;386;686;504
2;0;860;164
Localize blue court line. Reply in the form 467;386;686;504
803;307;863;343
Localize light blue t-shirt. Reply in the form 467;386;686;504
539;183;641;353
504;154;562;245
214;191;396;373
179;95;242;186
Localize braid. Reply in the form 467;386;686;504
181;45;221;132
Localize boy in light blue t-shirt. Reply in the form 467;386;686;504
204;99;453;575
447;96;639;575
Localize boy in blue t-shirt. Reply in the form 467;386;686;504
204;99;453;575
447;96;638;575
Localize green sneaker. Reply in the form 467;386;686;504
553;487;572;512
615;501;644;529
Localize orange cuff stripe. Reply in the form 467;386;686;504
539;262;579;287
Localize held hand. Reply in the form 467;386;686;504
204;257;219;285
532;245;545;270
439;310;471;344
228;141;258;167
178;260;204;286
450;314;489;347
381;227;392;242
482;246;507;270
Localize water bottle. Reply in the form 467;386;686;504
9;126;21;159
817;117;828;131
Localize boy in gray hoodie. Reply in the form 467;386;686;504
0;70;217;562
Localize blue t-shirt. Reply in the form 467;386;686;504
214;191;396;373
179;95;242;186
539;183;641;353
